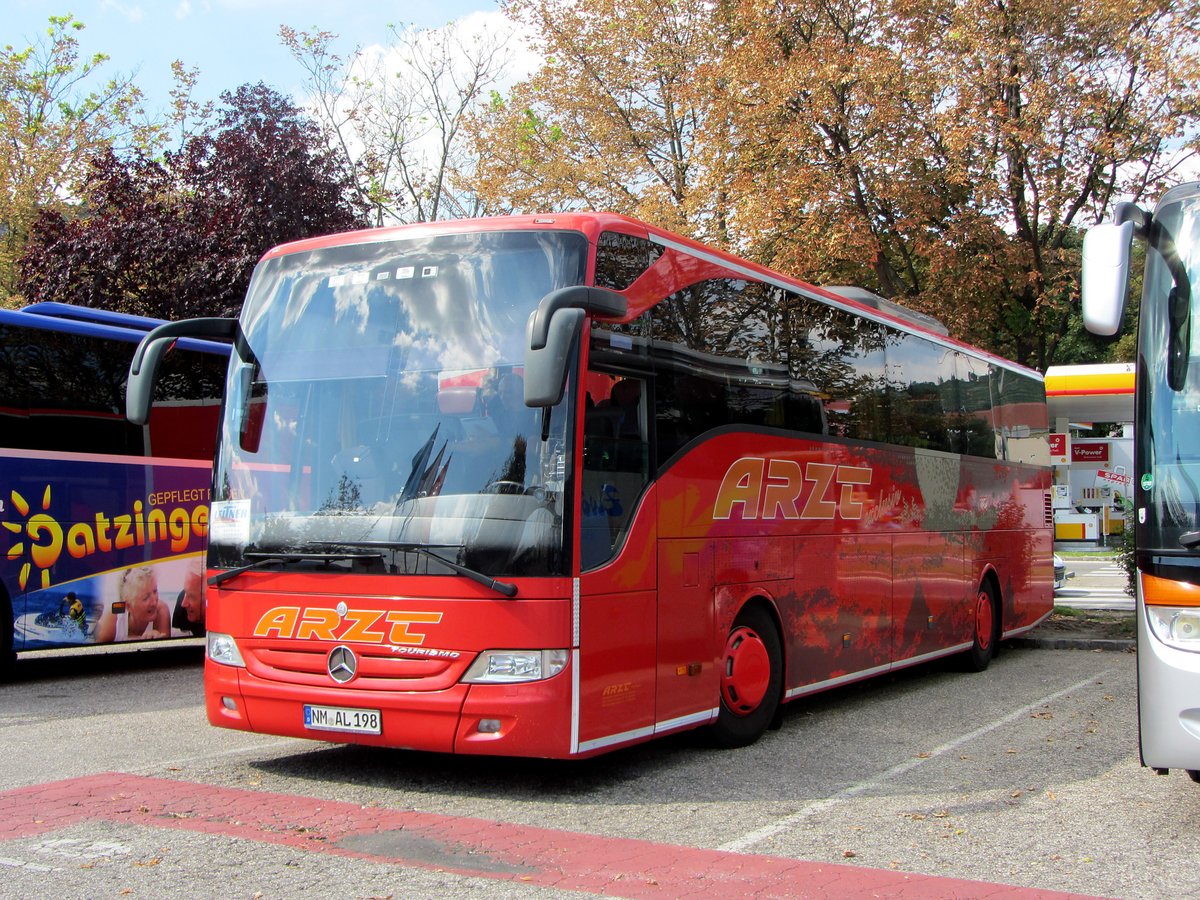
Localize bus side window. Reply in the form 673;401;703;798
581;376;650;570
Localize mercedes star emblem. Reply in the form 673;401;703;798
327;645;358;683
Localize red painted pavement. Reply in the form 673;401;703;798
0;773;1100;898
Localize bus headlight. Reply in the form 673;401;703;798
1146;607;1200;651
207;631;247;667
462;649;568;683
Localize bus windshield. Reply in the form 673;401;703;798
1140;184;1200;556
210;229;589;579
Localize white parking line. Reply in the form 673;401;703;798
0;857;55;872
718;672;1110;853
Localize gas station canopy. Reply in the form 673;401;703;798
1044;363;1135;425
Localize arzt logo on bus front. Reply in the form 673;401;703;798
254;606;446;650
714;458;873;520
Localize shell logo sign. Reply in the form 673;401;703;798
714;457;873;521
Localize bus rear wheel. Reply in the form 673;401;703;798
962;581;1000;672
0;596;14;682
710;605;782;748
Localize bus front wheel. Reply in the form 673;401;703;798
962;580;1000;672
710;605;782;748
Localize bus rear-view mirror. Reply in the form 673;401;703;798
127;317;238;425
1081;221;1134;336
524;285;628;408
525;307;585;408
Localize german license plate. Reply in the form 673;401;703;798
303;704;381;735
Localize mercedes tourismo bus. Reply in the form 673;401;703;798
127;214;1053;758
1083;182;1200;780
0;303;226;677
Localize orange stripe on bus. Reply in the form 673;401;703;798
1142;573;1200;607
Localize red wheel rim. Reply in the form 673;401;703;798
721;626;770;716
974;590;994;651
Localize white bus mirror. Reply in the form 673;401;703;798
1081;221;1134;336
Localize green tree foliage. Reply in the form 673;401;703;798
17;84;366;319
0;14;150;305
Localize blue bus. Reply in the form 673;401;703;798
0;303;227;677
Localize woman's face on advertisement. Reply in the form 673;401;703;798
124;570;159;618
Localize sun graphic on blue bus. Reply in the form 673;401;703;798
2;485;55;591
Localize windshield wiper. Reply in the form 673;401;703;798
208;550;385;587
312;540;519;598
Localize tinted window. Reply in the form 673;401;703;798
620;280;1012;467
595;232;662;291
649;280;825;465
991;364;1049;464
0;322;225;458
886;329;959;452
957;353;997;459
789;294;886;442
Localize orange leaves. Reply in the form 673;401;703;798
459;0;1200;367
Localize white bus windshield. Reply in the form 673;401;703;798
1140;184;1200;555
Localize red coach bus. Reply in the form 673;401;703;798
127;214;1053;757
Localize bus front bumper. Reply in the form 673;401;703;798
205;658;575;757
1138;600;1200;772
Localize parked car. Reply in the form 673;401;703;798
1053;554;1072;590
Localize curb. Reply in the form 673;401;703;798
1008;636;1135;652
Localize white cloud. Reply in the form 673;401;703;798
175;0;193;19
100;0;146;23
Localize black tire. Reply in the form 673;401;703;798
1187;770;1200;784
0;595;14;683
961;580;1000;672
710;605;783;749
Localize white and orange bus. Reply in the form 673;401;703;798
128;214;1053;757
1084;183;1200;781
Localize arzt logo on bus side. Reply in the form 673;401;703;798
713;458;873;521
253;606;443;646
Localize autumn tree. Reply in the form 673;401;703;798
17;84;365;319
0;14;151;305
281;17;519;225
465;0;728;239
464;0;1200;369
721;0;1200;369
927;0;1200;368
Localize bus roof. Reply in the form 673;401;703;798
19;302;170;332
3;303;230;357
258;213;1042;382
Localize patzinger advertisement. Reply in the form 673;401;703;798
1;451;211;650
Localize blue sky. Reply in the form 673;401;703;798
8;0;497;116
